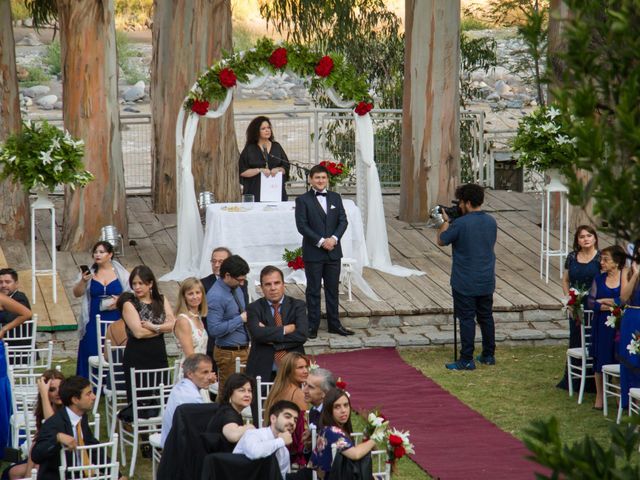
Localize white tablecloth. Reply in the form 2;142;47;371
198;200;369;279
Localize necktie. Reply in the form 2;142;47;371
309;407;321;427
272;302;287;365
315;191;327;197
76;421;94;477
231;287;244;314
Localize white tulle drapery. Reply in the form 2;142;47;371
162;74;424;282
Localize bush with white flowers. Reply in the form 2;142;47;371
0;120;94;191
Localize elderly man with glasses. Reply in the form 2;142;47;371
206;255;251;392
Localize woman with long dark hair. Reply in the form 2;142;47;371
72;240;130;378
557;225;600;390
239;116;290;201
205;373;255;452
117;265;175;402
309;388;376;479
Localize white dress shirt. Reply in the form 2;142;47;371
313;189;338;247
233;426;290;479
160;378;204;447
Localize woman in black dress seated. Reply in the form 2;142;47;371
206;373;255;452
239;116;290;201
117;265;176;403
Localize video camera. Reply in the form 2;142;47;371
427;200;463;228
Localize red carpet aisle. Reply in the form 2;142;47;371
316;348;544;480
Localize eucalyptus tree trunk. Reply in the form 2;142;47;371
399;0;461;223
0;0;29;241
57;0;127;251
151;0;239;214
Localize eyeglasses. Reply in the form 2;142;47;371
233;275;247;282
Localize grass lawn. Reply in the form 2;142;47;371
4;344;619;479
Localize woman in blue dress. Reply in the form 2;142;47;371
587;245;626;409
309;388;376;480
72;241;130;379
557;225;600;391
619;242;640;409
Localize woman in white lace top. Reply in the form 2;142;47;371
174;278;209;357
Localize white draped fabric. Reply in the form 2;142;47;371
161;73;424;282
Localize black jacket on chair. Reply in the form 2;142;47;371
201;452;283;480
329;451;373;480
294;190;348;263
157;403;220;480
31;408;98;480
245;295;308;381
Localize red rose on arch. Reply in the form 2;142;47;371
191;99;210;115
219;67;237;88
393;446;406;459
315;55;334;77
354;101;373;116
388;434;403;447
269;48;288;69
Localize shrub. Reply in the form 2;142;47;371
19;66;51;87
44;40;61;76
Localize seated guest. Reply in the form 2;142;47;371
31;376;100;480
303;368;335;429
206;373;255;452
309;388;376;480
0;281;31;341
0;267;31;335
233;400;299;479
587;245;626;410
201;247;232;361
4;370;65;479
263;353;309;467
161;354;215;448
246;265;308;383
207;255;251;392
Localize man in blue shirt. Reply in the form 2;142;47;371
207;255;251;391
437;183;497;371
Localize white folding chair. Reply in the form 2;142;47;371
566;310;594;404
20;390;41;452
16;468;37;480
256;375;274;426
59;433;119;480
629;388;640;417
104;341;127;438
235;356;246;373
8;367;39;448
7;341;53;375
118;366;174;478
4;314;37;350
88;315;112;415
149;432;162;480
602;363;622;423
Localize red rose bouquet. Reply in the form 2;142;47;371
605;303;625;330
385;428;415;472
315;55;334;77
319;160;350;188
191;99;210;116
362;410;388;443
282;247;304;271
269;47;288;69
219;67;237;88
354;101;374;116
564;285;589;324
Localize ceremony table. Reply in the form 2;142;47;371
198;200;369;283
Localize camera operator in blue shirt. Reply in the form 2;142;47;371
437;183;497;371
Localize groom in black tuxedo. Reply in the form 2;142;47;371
295;164;354;338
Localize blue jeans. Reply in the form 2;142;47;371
453;289;495;362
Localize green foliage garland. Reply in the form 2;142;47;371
184;38;372;113
0;121;94;191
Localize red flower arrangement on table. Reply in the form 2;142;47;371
319;161;351;188
282;247;304;271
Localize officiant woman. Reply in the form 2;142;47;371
239;116;290;201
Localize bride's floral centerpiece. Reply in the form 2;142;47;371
0;120;94;191
320;160;350;188
512;105;577;173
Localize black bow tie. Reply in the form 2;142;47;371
315;191;327;197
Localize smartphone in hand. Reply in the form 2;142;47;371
79;265;90;275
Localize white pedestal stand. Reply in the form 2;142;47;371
31;191;57;304
540;173;570;283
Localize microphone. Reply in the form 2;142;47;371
267;152;310;175
262;145;269;166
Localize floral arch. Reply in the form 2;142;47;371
162;38;420;281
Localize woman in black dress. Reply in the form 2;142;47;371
239;116;290;201
117;265;176;402
206;373;255;452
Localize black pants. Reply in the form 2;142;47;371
305;260;341;332
453;289;495;362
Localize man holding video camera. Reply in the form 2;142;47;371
437;183;497;371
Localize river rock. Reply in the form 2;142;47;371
16;32;41;46
36;95;58;109
494;80;512;97
23;85;50;98
122;81;145;102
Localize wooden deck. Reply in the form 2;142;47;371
1;190;614;330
